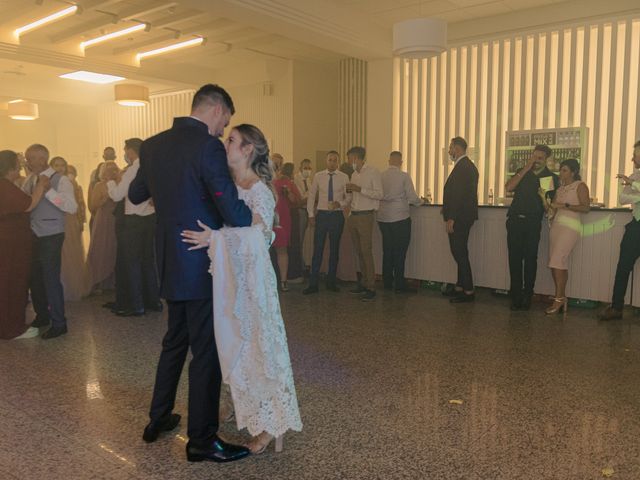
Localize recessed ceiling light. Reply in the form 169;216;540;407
59;70;125;84
15;5;79;37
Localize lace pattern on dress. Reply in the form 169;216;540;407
208;181;302;437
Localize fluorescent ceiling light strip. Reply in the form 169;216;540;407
137;37;204;61
81;23;147;49
15;5;78;37
59;70;125;84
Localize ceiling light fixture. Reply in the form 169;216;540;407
136;37;205;61
59;70;125;84
15;5;79;37
393;18;447;59
8;100;39;120
115;84;149;106
81;23;148;50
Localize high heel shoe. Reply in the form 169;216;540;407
545;297;568;315
280;281;289;292
247;432;284;454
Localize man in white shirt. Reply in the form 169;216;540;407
599;139;640;320
378;151;422;293
303;151;349;294
107;138;159;316
23;143;78;339
345;146;383;301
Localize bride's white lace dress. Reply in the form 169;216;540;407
207;180;302;437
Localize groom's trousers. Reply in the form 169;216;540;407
149;298;221;444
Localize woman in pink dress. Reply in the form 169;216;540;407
272;155;301;291
86;161;119;294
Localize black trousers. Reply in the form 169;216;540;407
448;220;474;292
378;217;412;289
114;216;129;310
30;233;66;328
149;298;220;444
506;216;542;298
611;219;640;310
309;210;344;287
122;214;159;311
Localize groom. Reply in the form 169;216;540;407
129;84;252;462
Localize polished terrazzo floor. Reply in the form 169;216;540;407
1;285;640;480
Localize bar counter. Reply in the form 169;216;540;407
391;204;638;305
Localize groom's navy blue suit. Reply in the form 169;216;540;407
129;116;251;444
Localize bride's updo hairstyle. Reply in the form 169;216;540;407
233;123;276;199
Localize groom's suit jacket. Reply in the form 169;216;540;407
129;116;252;301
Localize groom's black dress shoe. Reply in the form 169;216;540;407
143;413;181;443
186;437;250;463
450;293;475;303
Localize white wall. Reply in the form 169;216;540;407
366;59;394;171
292;59;339;170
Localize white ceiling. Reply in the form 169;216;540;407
0;0;638;105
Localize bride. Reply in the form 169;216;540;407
181;124;302;454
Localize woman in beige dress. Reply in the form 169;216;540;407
86;161;119;294
60;162;88;300
545;159;590;315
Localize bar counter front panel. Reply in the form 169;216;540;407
375;205;638;306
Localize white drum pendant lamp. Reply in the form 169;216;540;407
8;100;39;120
393;18;447;59
115;84;149;106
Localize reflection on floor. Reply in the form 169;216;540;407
1;286;639;480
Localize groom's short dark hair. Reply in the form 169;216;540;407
192;84;235;115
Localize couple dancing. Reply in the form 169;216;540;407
129;84;302;462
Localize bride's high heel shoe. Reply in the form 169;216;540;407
247;432;284;454
545;297;568;315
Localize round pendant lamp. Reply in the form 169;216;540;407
8;100;39;120
393;18;447;59
115;84;149;106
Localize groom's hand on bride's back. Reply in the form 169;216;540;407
181;220;213;251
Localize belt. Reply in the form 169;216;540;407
317;209;342;213
350;210;374;216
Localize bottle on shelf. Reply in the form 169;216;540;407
488;188;494;205
425;188;432;204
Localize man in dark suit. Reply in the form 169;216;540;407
442;136;479;303
129;84;252;463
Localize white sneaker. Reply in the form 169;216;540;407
14;327;39;339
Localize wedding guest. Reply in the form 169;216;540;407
86;161;119;295
303;151;349;294
107;138;160;316
14;152;29;188
545;159;590;315
50;156;68;175
0;150;47;340
61;164;88;301
378;151;422;293
598;140;640;320
273;160;302;291
294;159;314;271
88;147;116;232
505;145;559;310
346;146;383;302
23;144;78;339
281;162;304;282
442;137;479;303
